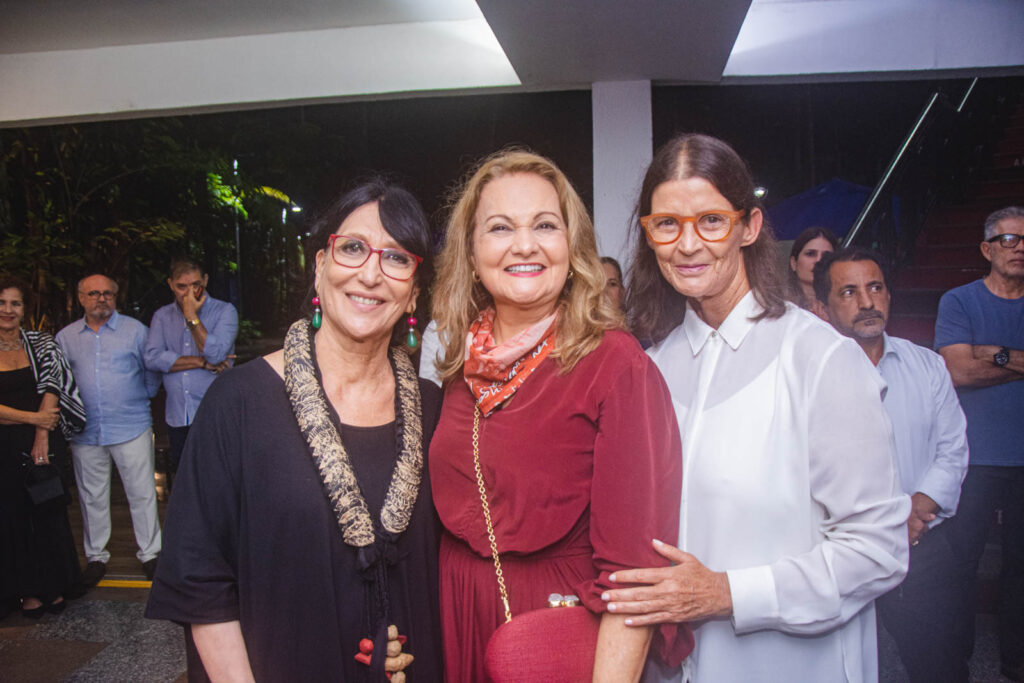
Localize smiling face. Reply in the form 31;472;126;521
315;201;419;346
648;176;761;322
824;259;890;342
791;235;835;286
78;274;118;324
982;216;1024;281
0;287;25;334
471;173;570;324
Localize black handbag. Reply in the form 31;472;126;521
22;453;65;506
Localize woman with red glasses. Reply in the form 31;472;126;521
602;134;910;682
147;179;442;682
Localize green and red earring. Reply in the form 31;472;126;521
405;315;421;351
311;296;322;329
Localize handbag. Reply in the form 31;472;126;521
471;406;601;683
22;453;65;506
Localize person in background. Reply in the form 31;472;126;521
934;205;1024;682
0;274;85;618
147;178;443;681
429;149;690;682
815;247;969;682
56;273;162;584
417;319;443;387
600;256;626;311
606;133;908;682
787;225;838;310
144;259;238;485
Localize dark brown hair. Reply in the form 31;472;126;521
0;274;31;311
812;247;889;306
626;134;785;343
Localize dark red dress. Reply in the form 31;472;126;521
430;330;692;682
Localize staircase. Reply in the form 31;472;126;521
889;99;1024;347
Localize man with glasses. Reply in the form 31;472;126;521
56;273;163;586
935;206;1024;681
144;258;237;489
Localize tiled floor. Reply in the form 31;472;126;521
0;586;186;682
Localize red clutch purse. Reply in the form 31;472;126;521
485;595;601;682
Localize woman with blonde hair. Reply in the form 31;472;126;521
429;149;691;682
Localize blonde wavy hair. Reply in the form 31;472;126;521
432;149;623;383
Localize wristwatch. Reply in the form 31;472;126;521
186;318;200;330
994;347;1011;367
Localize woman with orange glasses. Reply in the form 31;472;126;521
603;134;910;682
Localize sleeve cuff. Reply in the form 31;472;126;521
727;565;779;634
918;475;961;519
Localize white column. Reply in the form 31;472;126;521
591;80;653;272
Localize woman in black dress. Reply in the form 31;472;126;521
146;179;443;682
0;275;86;618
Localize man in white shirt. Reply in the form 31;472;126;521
815;247;969;682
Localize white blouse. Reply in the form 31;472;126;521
647;293;910;683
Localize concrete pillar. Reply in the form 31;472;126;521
591;80;653;272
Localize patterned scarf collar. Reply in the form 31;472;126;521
283;320;423;550
463;308;557;417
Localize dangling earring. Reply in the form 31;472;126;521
405;315;421;352
311;296;322;329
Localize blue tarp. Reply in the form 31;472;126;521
766;177;872;242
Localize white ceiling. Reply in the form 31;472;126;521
1;0;1021;125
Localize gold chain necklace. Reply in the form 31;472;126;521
472;404;512;624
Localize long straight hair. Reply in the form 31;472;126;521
626;134;785;343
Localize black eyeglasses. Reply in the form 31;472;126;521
327;235;423;281
80;290;116;300
988;233;1023;249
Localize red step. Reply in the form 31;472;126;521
887;316;935;347
894;266;986;290
974;178;1024;199
913;245;990;267
890;287;942;310
990;151;1024;170
917;224;984;246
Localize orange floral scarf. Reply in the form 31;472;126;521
463;309;557;417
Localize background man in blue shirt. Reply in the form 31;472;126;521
935;206;1024;681
144;258;237;482
816;248;969;682
56;273;163;586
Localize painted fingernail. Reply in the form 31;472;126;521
601;592;610;601
607;603;616;612
609;573;616;583
653;538;664;546
624;618;634;626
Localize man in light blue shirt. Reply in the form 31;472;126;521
816;248;969;682
56;273;163;586
144;258;237;481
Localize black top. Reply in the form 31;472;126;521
0;366;38;458
146;358;443;682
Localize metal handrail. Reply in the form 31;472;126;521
842;77;979;249
842;93;940;248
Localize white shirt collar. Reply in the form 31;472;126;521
682;290;763;355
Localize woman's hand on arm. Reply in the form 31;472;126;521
592;612;653;683
0;402;60;429
602;539;732;626
192;621;255;683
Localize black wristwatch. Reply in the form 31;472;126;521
994;347;1011;367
